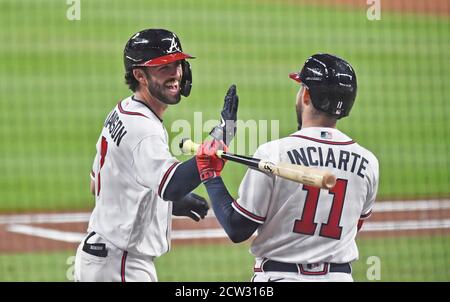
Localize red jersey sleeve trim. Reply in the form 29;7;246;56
158;162;181;199
117;101;150;119
232;200;266;223
360;210;372;220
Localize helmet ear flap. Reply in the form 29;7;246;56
180;60;192;97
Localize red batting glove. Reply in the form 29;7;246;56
196;140;227;182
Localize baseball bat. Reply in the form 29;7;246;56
179;138;336;189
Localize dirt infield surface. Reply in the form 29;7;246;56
0;199;449;253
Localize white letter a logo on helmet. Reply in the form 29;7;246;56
162;34;181;54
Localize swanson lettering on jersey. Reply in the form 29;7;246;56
104;110;127;147
287;147;369;178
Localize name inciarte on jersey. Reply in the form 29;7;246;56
104;110;127;147
287;147;369;178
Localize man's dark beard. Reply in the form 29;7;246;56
147;78;181;105
296;103;302;130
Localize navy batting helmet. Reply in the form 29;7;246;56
124;29;194;97
289;53;357;119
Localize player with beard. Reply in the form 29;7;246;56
74;29;239;282
197;53;379;282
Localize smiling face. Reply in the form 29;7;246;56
144;60;183;105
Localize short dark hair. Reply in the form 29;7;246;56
124;67;148;92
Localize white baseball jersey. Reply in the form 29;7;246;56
87;96;180;257
233;127;379;264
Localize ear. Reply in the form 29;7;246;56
302;87;311;105
133;69;148;86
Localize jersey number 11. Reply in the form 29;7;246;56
293;179;348;240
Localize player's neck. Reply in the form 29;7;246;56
134;91;167;120
301;115;337;129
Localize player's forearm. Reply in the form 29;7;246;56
163;157;201;201
204;177;258;243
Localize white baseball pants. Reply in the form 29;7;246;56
74;232;157;282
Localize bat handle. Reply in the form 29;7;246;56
179;138;199;154
179;138;224;158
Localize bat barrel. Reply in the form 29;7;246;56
322;174;337;189
180;138;337;189
259;161;336;190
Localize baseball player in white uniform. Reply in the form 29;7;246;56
74;29;238;282
197;54;379;282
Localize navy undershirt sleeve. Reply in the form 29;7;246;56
203;177;259;243
163;157;201;201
